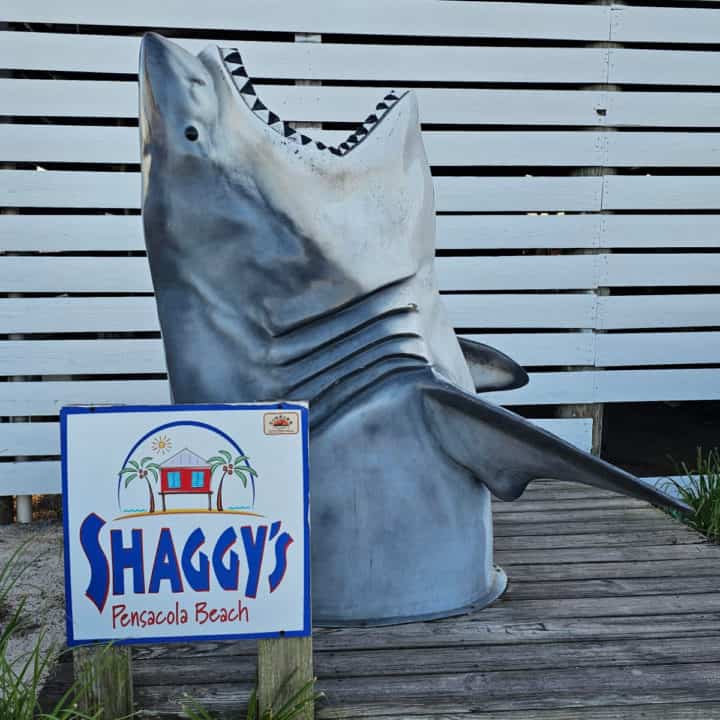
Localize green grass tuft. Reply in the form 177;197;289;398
664;446;720;542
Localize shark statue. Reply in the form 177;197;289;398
139;33;690;625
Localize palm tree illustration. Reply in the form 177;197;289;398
209;449;258;511
120;456;160;513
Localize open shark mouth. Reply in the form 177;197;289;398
220;47;406;156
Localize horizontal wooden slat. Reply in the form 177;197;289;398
0;171;605;212
7;254;718;293
600;215;720;248
0;214;142;252
10;126;720;168
0;379;170;416
485;368;720;405
1;1;611;41
0;126;607;167
0;294;596;334
0;418;592;458
0;461;61;495
0;339;166;375
0;81;608;125
604;176;720;211
6;214;719;252
10;81;720;129
464;333;595;367
0;33;610;83
0;417;592;494
19;369;709;418
596;332;720;367
609;49;720;87
598;294;720;330
612;5;720;45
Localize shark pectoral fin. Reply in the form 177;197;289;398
422;380;692;514
458;338;529;393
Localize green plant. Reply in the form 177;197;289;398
664;446;720;541
0;543;111;719
182;674;322;720
209;450;258;511
120;456;160;513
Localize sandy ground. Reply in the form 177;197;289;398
0;520;67;678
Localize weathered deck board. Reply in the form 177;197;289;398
40;480;720;718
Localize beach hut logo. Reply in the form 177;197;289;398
158;448;213;511
116;421;259;517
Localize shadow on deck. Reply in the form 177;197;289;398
42;480;720;718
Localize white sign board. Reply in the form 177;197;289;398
61;403;310;646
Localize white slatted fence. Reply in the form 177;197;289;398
2;0;719;509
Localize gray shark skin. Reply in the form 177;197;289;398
139;33;690;625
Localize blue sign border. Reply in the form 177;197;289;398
60;402;311;647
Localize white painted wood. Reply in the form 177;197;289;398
598;295;720;330
437;177;602;213
11;80;720;129
0;416;593;460
1;1;610;40
438;255;597;291
608;92;720;128
601;254;720;287
1;81;608;126
0;462;61;495
607;133;720;167
485;371;598;406
436;215;601;250
0;33;610;83
611;5;720;45
0;214;142;252
596;332;720;367
13;253;717;294
0;172;605;213
0;416;593;495
609;48;720;87
7;214;715;253
485;368;720;405
601;215;720;248
0;257;151;293
0;340;166;376
1;424;60;457
462;333;595;367
442;294;597;330
0;298;159;334
0;255;600;292
0;126;607;167
0;380;170;416
13;125;720;168
603;176;720;211
0;294;596;335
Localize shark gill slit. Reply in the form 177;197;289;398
286;332;427;396
271;305;421;367
219;47;409;157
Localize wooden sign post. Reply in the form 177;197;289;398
61;403;312;718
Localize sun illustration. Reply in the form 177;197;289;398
151;434;173;455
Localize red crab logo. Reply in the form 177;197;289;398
264;412;299;435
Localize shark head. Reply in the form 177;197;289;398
139;33;434;299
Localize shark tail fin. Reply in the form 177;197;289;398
422;380;691;515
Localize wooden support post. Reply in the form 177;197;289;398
257;636;314;719
558;0;620;458
73;645;133;719
15;494;32;524
0;497;12;525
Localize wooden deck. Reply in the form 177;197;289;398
42;480;720;718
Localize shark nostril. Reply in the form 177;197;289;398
185;126;199;141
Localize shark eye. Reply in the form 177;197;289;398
185;126;199;142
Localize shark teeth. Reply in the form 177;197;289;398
221;47;403;157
